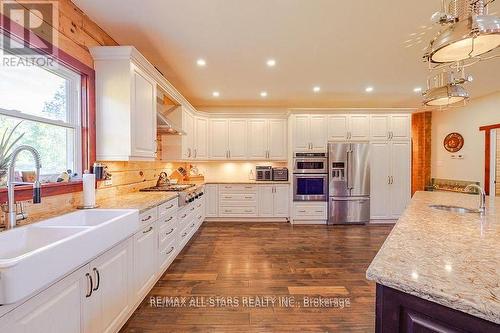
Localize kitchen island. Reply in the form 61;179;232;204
367;191;500;331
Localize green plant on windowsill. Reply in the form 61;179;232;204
0;122;25;188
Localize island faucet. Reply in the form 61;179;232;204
5;145;42;229
465;184;486;213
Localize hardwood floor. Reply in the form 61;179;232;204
121;222;393;333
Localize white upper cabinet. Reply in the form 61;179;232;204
293;115;327;151
370;114;410;141
327;114;369;141
182;111;195;159
247;119;287;160
194;116;208;159
91;46;158;161
209;119;229;159
228;120;247;159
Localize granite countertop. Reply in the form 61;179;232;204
98;191;179;213
366;191;500;324
203;180;290;184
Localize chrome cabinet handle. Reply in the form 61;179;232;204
194;149;197;158
92;268;100;291
198;215;202;219
190;207;195;211
181;214;187;218
165;228;174;235
298;210;306;213
166;204;174;209
143;226;153;234
388;176;391;184
141;215;152;222
162;247;174;255
244;210;252;213
182;232;188;238
191;223;195;227
390;176;394;184
245;196;252;199
163;216;173;223
315;210;323;213
85;273;93;298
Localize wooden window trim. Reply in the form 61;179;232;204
479;123;500;196
0;13;96;203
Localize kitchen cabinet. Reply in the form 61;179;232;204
370;114;410;141
205;184;219;217
247;119;287;160
292;115;327;151
182;111;195;159
328;115;370;141
84;239;133;333
194;116;208;159
209;119;247;159
370;141;411;219
258;185;289;217
132;221;158;301
91;46;158;161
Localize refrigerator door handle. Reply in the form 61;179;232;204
347;149;354;190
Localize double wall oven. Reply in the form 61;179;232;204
293;152;328;201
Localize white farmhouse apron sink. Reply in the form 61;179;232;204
0;209;139;305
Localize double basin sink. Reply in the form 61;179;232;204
0;209;139;305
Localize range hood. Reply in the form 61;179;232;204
157;95;186;136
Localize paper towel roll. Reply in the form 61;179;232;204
83;173;96;207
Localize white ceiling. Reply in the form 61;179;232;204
74;0;500;109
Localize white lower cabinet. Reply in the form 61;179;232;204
133;221;158;301
205;184;219;217
370;141;411;219
258;185;289;217
293;202;328;223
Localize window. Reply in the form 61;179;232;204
0;48;82;180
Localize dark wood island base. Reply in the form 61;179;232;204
375;284;500;333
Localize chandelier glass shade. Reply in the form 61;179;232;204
423;84;470;106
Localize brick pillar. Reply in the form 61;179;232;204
411;112;432;195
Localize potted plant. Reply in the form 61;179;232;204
0;122;25;187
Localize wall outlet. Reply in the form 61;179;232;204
104;179;113;186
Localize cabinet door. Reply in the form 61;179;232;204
209;119;229;159
0;266;87;333
131;67;157;159
182;111;195;159
268;119;287;160
87;239;133;333
293;115;310;150
228;119;247;159
247;119;268;160
133;222;158;301
349;115;370;140
390;141;411;218
194;116;208;159
205;184;219;217
370;142;391;219
309;115;327;150
391;114;411;141
328;115;349;141
370;115;390;141
258;185;274;217
273;185;290;217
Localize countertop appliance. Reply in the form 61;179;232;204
256;166;272;181
328;142;370;225
293;152;328;201
140;184;204;206
272;167;288;181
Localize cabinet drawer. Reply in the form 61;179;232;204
220;193;257;202
159;221;178;246
219;184;257;192
158;238;177;271
158;213;176;228
158;199;178;217
139;208;157;225
219;206;257;216
293;203;327;220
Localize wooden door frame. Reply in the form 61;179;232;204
479;123;500;195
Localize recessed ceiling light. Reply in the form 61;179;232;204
212;91;220;97
413;87;422;93
313;86;321;93
260;91;268;97
365;86;374;93
266;59;276;67
196;58;206;66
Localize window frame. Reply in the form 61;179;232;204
0;12;96;203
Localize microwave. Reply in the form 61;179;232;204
272;167;288;181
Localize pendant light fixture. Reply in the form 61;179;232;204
422;70;472;107
425;0;500;64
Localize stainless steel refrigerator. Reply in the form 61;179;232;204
328;142;370;225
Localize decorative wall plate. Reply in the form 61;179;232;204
443;132;464;153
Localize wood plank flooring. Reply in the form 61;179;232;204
120;222;393;333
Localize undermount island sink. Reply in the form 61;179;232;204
429;205;480;214
0;209;139;305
